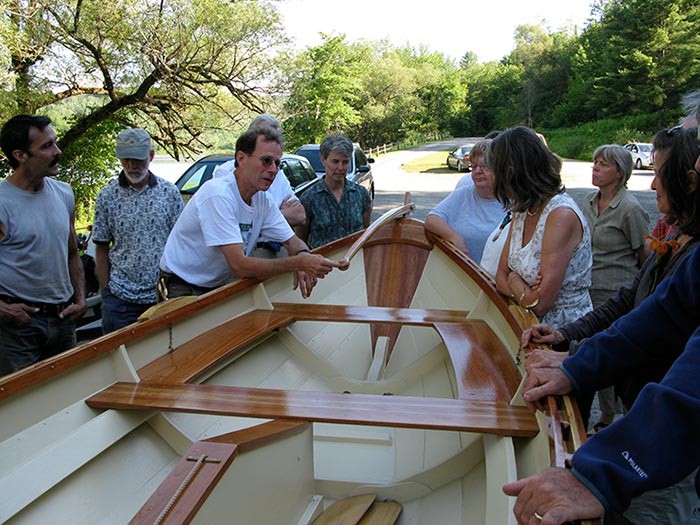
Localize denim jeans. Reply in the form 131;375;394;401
101;287;155;334
0;314;76;376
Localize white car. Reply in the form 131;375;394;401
624;142;654;169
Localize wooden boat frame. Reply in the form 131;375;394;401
0;204;599;525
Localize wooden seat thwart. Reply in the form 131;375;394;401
271;302;469;325
138;309;295;384
86;382;539;437
433;322;520;402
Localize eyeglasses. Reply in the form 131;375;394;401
472;163;489;171
249;154;281;168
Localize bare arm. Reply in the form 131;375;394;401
495;228;513;297
502;208;582;316
95;243;110;291
220;239;340;298
527;207;583;317
425;215;469;254
60;213;87;320
280;196;306;227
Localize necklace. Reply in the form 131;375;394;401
526;206;540;217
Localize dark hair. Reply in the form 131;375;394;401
488;126;564;212
0;115;53;168
235;126;283;157
653;126;700;235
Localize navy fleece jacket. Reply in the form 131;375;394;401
560;247;700;512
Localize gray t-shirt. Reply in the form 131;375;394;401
0;177;75;303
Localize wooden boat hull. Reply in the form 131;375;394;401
0;215;591;525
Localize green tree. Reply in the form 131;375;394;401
283;35;370;147
572;0;700;126
0;0;286;216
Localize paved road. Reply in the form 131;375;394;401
151;137;660;228
370;137;660;227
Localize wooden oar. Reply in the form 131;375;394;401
338;201;414;270
313;494;376;525
357;502;402;525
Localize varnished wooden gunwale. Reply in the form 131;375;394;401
0;276;263;400
86;381;539;437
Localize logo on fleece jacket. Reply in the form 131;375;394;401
621;451;648;479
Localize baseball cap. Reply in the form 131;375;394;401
116;128;152;160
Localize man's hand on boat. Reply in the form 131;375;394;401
525;349;568;374
521;323;566;347
503;467;604;524
292;252;341;298
521;364;573;412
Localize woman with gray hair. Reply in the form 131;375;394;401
586;144;649;307
582;144;649;430
299;134;372;249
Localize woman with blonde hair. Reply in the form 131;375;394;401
425;139;507;264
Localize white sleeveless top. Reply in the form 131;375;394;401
508;193;593;328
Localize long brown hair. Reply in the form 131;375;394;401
489;126;564;213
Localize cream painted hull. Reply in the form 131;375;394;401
0;217;586;525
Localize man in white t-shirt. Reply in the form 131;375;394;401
212;114;305;258
159;126;339;299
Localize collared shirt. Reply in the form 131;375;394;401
93;172;183;303
300;178;371;249
584;187;649;304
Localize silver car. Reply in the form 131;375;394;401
446;145;473;172
294;143;375;200
624;142;654;169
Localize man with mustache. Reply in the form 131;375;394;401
0;115;87;375
159;125;339;300
92;128;183;333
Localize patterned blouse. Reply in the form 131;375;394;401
300;178;372;249
508;193;593;328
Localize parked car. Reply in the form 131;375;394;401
293;143;375;200
175;153;320;202
624;142;654;169
446;145;473;172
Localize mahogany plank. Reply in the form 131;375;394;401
204;419;309;454
363;240;432;357
433;322;521;402
86;382;539;437
271;303;469;326
130;441;238;525
138;310;295;384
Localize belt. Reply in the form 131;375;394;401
0;295;72;316
158;271;215;293
256;241;282;252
